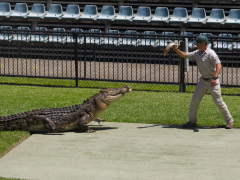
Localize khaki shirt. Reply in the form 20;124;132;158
186;48;221;78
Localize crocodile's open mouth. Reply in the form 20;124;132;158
104;85;131;103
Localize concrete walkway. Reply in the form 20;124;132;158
0;122;240;180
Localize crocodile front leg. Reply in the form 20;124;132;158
94;118;106;124
77;113;95;133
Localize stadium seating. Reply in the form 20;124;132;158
115;6;134;21
27;3;45;19
12;26;31;42
86;29;102;45
10;3;28;19
0;26;13;41
44;4;63;20
0;1;240;46
122;30;138;46
169;7;188;23
48;28;66;43
102;29;120;46
225;9;240;24
0;2;11;18
30;27;48;43
80;5;98;21
233;34;240;50
213;33;233;50
187;8;207;24
138;31;158;47
97;5;116;21
206;9;225;24
151;7;170;22
62;4;80;20
159;32;175;47
67;28;84;44
133;6;152;22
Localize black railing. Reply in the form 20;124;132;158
0;29;239;95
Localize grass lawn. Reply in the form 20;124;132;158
0;84;239;158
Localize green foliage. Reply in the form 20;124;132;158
0;131;29;156
0;177;25;180
0;76;239;95
0;85;239;157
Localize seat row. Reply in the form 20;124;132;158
0;2;240;25
0;26;239;50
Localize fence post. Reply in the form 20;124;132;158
73;32;78;87
179;41;186;92
84;36;87;79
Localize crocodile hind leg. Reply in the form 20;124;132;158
33;116;57;133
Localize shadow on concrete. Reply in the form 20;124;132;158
161;124;227;133
137;124;161;129
31;125;118;135
86;125;118;132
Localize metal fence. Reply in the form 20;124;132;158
0;29;239;95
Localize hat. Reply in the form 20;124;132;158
193;35;208;45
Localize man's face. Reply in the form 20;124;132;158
196;42;206;50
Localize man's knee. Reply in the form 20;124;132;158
213;97;225;107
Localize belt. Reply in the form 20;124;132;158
202;77;211;80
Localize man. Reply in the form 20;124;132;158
173;35;234;129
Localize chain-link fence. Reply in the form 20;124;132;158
0;28;239;95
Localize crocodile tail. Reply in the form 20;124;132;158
0;115;28;131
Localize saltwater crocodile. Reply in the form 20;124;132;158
0;85;131;133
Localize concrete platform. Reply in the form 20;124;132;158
0;122;240;180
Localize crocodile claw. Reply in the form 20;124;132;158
94;118;106;124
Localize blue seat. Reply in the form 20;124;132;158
86;29;102;45
0;2;11;18
102;30;120;46
49;28;67;44
199;33;213;37
233;34;240;50
133;6;152;22
62;4;80;20
44;4;63;20
139;31;158;47
115;6;134;21
10;3;28;19
169;7;188;23
151;7;170;22
12;27;31;42
199;33;213;48
67;28;84;44
80;5;98;20
188;8;206;24
31;27;48;43
159;32;175;47
121;30;138;46
214;33;233;50
97;5;116;21
206;9;225;24
225;9;240;24
27;3;45;19
0;26;13;41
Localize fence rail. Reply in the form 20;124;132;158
0;29;239;95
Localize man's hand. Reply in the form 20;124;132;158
173;45;187;58
211;79;217;87
173;44;178;51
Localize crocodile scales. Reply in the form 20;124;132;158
0;85;131;133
